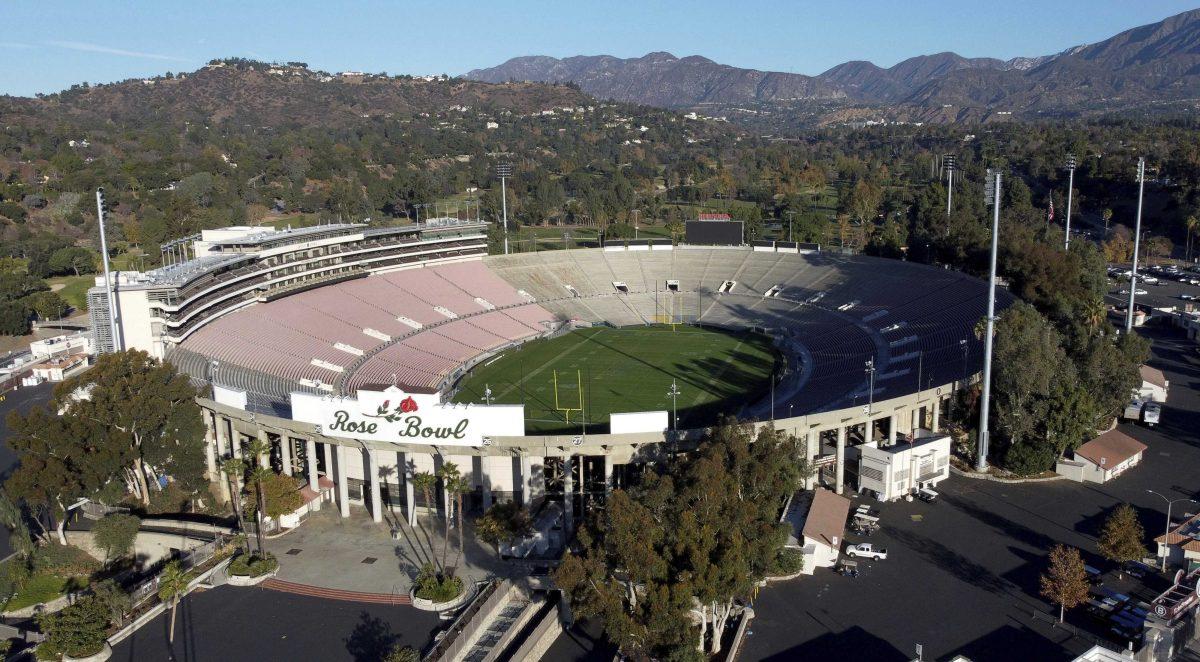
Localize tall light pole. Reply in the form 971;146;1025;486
632;209;639;239
864;358;876;442
976;168;1002;472
667;379;680;432
943;154;956;223
96;188;121;353
496;163;512;255
1126;158;1146;333
483;384;493;406
1064;154;1076;250
1147;490;1196;571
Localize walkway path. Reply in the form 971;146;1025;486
264;507;512;596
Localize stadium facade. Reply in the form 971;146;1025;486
91;221;1010;525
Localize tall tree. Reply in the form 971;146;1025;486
158;561;190;644
436;462;461;573
54;350;205;505
1098;504;1148;577
1040;544;1090;622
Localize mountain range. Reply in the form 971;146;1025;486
466;8;1200;125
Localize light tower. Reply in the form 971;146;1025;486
1064;154;1077;250
667;379;680;432
943;154;956;217
95;188;122;353
976;168;1002;471
496;163;512;255
1126;158;1146;333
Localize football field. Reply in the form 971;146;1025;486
451;325;780;434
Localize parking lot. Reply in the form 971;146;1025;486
742;325;1200;661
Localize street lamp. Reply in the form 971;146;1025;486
1126;158;1146;333
1064;155;1077;250
496;163;512;255
1147;489;1197;571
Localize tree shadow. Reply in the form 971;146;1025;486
344;612;399;662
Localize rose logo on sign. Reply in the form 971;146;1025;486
368;397;420;422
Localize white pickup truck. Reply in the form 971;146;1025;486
845;543;887;560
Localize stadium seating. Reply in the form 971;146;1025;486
174;248;1009;418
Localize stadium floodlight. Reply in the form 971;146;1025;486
496;163;513;255
95;187;122;353
483;384;493;406
1064;154;1077;250
1126;158;1146;333
976;168;1002;472
864;358;876;416
943;154;956;222
667;379;681;432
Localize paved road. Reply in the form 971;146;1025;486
0;382;54;557
111;585;443;662
742;324;1200;661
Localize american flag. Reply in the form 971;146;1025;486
1047;197;1054;223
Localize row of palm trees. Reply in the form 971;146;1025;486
411;462;470;574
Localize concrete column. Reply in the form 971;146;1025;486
404;453;416;526
835;426;846;494
803;432;818;490
603;455;614;494
563;454;574;531
256;431;270;468
322;442;333;478
280;437;294;476
479;458;493;510
203;413;218;478
367;448;382;523
519;455;532;506
911;408;921;438
888;412;898;446
335;445;350;518
931;399;941;432
305;439;318;491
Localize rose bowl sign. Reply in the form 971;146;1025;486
290;387;524;447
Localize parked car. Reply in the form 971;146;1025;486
1123;561;1151;579
1180;294;1198;301
1143;402;1161;427
845;543;887;560
1123;399;1145;421
917;487;939;503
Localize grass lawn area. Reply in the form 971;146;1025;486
4;573;76;612
49;275;94;312
451;325;780;434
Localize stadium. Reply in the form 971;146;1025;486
92;220;1013;525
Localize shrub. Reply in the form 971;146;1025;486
385;645;419;662
228;553;278;577
770;547;805;576
37;595;110;659
414;563;462;602
32;544;100;577
93;513;140;562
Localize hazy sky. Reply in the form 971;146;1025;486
1;1;1195;96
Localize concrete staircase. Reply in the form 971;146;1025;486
260;577;411;605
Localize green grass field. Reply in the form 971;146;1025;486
452;325;780;434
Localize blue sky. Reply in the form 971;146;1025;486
1;1;1195;96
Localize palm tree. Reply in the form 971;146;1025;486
220;457;248;551
1102;208;1113;238
412;471;436;521
448;475;471;571
248;466;272;557
1187;215;1199;262
158;561;190;644
436;462;461;572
